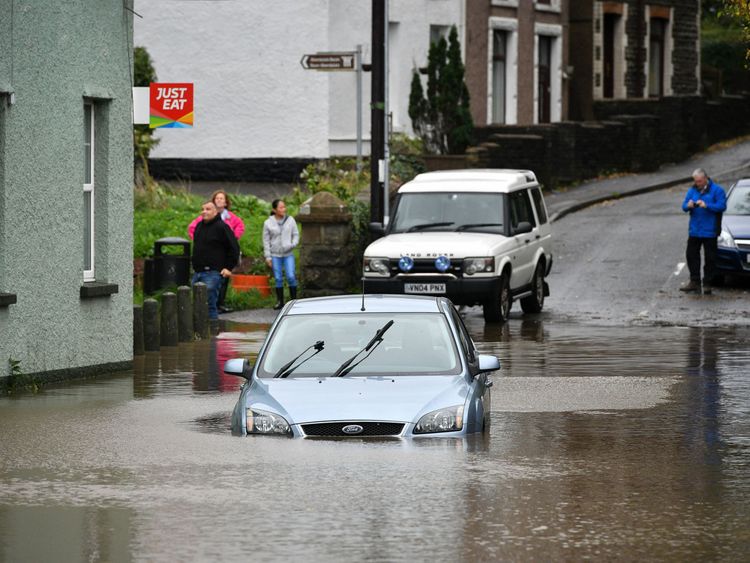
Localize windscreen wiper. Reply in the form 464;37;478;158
332;320;394;377
274;340;325;379
455;223;504;232
407;222;454;232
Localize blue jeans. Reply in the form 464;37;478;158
192;270;222;320
272;255;297;288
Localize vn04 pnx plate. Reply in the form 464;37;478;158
404;282;446;294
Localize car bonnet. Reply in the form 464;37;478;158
724;215;750;239
247;375;470;424
366;232;507;258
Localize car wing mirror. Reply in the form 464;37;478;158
514;221;533;235
477;354;501;373
224;358;251;379
369;222;386;238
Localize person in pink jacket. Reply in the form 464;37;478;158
187;189;245;313
188;190;245;240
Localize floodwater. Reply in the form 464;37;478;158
1;319;749;562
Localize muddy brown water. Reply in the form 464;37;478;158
1;320;748;561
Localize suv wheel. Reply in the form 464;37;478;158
520;262;545;314
483;273;511;323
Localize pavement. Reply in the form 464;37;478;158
544;136;750;222
223;136;750;325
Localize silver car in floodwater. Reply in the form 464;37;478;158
224;294;500;438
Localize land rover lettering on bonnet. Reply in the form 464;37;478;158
363;169;554;323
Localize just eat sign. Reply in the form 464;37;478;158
149;83;194;129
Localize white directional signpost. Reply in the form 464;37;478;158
300;52;356;71
301;49;363;171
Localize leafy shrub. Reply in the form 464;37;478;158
134;183;273;274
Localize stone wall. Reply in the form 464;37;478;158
466;95;750;189
297;192;357;297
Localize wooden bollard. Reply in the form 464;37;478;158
177;286;193;342
160;292;178;346
143;298;160;351
192;282;209;340
133;305;144;356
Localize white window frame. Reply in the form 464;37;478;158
644;5;673;98
83;102;95;282
487;17;519;125
593;2;629;100
491;0;519;7
535;0;561;14
533;23;563;124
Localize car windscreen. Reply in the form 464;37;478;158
726;186;750;215
390;193;505;234
257;313;461;378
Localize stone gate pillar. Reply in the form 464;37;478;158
297;192;355;297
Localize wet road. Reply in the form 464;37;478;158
2;319;749;562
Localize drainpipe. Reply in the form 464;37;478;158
635;0;645;97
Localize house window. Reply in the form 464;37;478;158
534;23;563;124
535;0;561;13
537;35;552;123
83;102;95;281
429;25;449;47
648;17;666;97
488;17;519;125
492;30;507;124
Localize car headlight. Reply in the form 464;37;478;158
717;228;735;249
246;408;291;435
413;405;464;434
363;257;390;277
463;257;495;276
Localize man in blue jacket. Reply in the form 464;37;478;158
680;168;727;294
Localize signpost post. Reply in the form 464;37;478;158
300;50;363;175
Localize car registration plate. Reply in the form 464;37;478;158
404;282;446;294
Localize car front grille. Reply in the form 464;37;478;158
301;421;405;437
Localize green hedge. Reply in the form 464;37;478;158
134;184;274;274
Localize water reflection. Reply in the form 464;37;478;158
0;319;748;561
132;321;267;397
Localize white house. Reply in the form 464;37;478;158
133;0;464;181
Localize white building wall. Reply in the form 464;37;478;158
134;0;463;160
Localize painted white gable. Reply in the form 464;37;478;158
134;0;464;160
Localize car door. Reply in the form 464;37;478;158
508;189;538;289
529;186;552;267
450;308;489;432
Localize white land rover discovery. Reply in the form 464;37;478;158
363;169;553;322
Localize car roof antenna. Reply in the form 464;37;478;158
361;278;366;311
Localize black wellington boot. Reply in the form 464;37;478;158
290;286;298;300
273;287;284;310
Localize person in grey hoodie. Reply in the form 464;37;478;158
263;199;300;309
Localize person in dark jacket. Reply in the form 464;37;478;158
680;168;727;294
192;201;240;319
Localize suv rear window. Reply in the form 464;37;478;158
530;187;548;224
390;193;505;234
510;190;536;230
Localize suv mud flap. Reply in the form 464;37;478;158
543;281;550;297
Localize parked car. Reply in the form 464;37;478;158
362;169;553;323
717;178;750;279
224;294;499;438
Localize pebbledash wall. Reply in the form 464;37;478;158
0;0;134;382
132;0;464;183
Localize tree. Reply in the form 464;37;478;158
721;0;750;60
408;26;474;154
133;46;159;186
